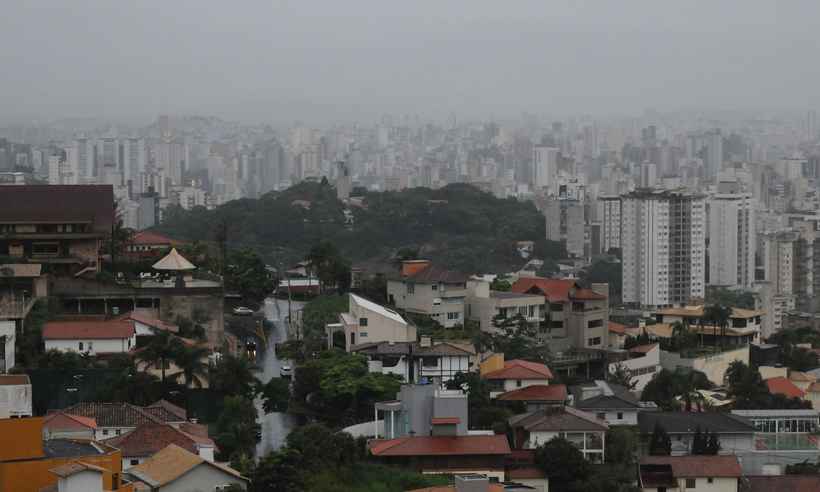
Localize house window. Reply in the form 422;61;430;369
130;459;139;466
359;317;368;327
685;478;696;488
617;412;623;420
596;413;605;420
32;242;60;257
79;342;84;351
422;357;438;368
88;342;93;352
102;429;109;436
406;283;415;294
707;478;713;484
587;319;604;328
447;312;460;320
116;429;121;436
360;332;368;338
432;283;438;291
587;337;601;346
350;333;356;345
528;305;535;318
516;380;522;387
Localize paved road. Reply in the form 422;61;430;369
254;297;303;458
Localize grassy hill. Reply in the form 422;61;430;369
156;181;558;274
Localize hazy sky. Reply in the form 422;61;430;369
2;1;819;124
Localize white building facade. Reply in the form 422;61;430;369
709;193;756;289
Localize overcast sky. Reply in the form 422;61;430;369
2;1;818;124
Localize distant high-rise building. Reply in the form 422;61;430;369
532;146;558;190
708;193;756;288
621;189;706;308
807;110;817;141
640;162;657;188
544;197;587;259
121;138;147;188
72;138;95;178
706;130;723;179
597;195;622;254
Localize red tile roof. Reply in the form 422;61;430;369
430;417;460;425
496;384;567;402
43;320;135;340
0;374;31;385
147;399;187;421
766;376;805;398
747;475;820;492
640;455;742;478
608;322;628;334
404;265;468;284
127;312;179;334
511;277;606;302
131;231;177;246
44;412;98;430
104;423;213;457
483;359;553;380
369;435;511;457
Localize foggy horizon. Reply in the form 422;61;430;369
4;1;820;125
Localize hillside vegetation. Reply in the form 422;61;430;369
156;181;557;273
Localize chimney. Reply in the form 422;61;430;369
454;474;490;492
420;336;432;348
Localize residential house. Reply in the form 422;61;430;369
731;409;820;475
638;455;742;492
0;417;129;492
353;339;475;385
125;444;247;491
495;384;568;412
387;260;468;328
43;411;97;440
510;277;609;352
572;380;656;426
508;406;609;463
0;263;48;342
653;305;764;346
47;460;133;492
608;321;629;349
0;185;114;276
125;231;181;259
765;376;805;400
465;279;544;332
368;434;511;482
637;412;755;456
608;343;662;392
480;355;554;399
43;319;136;355
374;384;469;440
105;422;216;469
334;293;417;351
57;401;189;441
126;311;179;338
0;374;32;418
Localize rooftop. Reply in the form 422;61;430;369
0;374;30;386
638;412;754;434
654;304;764;319
746;475;820;492
43;439;104;459
128;444;245;488
511;277;605;302
508;406;609;432
0;185;114;234
49;461;107;478
57;402;184;428
639;455;742;478
496;384;567;402
104;422;213;458
765;376;805;398
350;293;406;325
483;359;553;381
42;319;135;340
369;435;511;457
402;264;468;284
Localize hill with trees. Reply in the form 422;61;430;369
156;181;561;273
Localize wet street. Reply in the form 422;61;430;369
254;296;303;458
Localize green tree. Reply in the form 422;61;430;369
649;422;672;456
485;314;549;363
605;427;638;465
534;437;591;492
306;241;351;294
490;276;512;292
583;259;622;302
171;343;210;388
224;248;275;304
135;331;183;384
210;354;257;398
704;304;731;350
785;460;820;475
608;363;636;391
705;287;756;309
215;395;260;461
251;448;305;492
259;377;290;413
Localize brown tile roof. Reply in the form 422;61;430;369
430;417;460;425
511;277;606;302
127;312;179;334
42;320;135;340
0;374;30;385
104;423;212;457
746;475;820;492
640;455;742;478
508;406;609;432
128;444;245;487
0;185;114;233
369;435;511;457
404;265;468;284
43;411;97;430
507;467;546;479
130;231;178;246
608;321;628;334
59;402;177;428
766;376;805;398
483;359;553;380
147;399;187;421
496;384;567;402
654;305;764;319
49;461;107;478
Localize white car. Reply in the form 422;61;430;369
232;306;254;316
280;364;292;377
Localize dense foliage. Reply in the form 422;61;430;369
705;286;756;309
725;361;812;409
156;182;552;273
641;369;713;411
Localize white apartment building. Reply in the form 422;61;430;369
621;189;706;309
708;193;756;288
597;195;622;253
532;146;558;190
544;197;587;259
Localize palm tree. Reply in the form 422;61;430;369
704;305;731;351
210;353;257;397
136;331;183;384
171;343;211;388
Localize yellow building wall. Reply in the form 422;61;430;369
0;449;125;492
480;353;504;376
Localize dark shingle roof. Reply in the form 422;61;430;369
43;439;102;459
638;412;754;434
576;394;640;410
59;402;184;428
509;407;608;432
0;185;113;233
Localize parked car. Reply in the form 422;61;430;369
233;306;254;316
280;364;292;377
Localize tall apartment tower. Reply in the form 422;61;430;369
532;146;559;190
708;193;756;288
597;195;622;254
706;130;723;179
544;197;587;259
621;189;706;308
